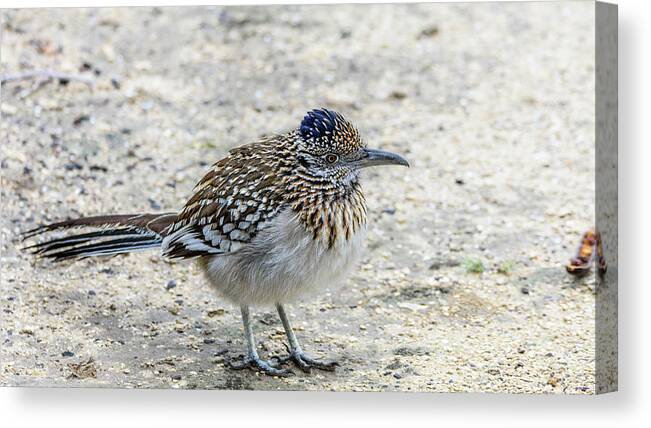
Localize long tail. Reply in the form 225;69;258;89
21;213;177;262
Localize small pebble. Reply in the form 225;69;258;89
72;115;90;126
148;198;161;210
64;162;83;171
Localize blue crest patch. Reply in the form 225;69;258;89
300;109;342;141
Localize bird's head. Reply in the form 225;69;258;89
296;108;409;185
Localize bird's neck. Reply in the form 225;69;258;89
286;177;367;249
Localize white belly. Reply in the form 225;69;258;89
198;208;366;306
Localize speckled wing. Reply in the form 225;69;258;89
161;142;290;259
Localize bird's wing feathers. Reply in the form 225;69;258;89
161;143;290;259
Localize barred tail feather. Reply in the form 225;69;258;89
21;213;176;262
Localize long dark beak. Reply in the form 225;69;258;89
355;148;410;169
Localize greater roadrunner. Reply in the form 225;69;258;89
22;108;409;376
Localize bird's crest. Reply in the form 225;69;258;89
299;108;362;154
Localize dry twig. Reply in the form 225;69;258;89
1;69;94;85
1;69;94;99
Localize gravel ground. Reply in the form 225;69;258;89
1;2;597;393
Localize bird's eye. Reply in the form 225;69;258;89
324;153;339;164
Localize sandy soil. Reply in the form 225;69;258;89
1;2;597;393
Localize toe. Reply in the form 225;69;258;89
254;359;294;376
227;358;250;370
295;353;338;371
311;360;338;371
293;355;312;373
260;364;294;377
227;356;294;376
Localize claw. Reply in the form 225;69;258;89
273;347;339;373
228;355;294;377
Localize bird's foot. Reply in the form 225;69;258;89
273;348;339;373
228;354;294;377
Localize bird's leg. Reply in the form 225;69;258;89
228;305;293;376
273;303;338;372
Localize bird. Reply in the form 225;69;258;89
21;108;409;376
